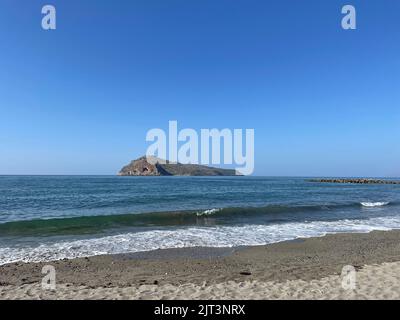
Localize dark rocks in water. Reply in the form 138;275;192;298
118;156;238;176
309;178;400;185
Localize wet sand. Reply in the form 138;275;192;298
1;230;400;299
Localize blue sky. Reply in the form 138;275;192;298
0;0;399;176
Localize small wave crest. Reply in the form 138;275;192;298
196;208;221;216
361;202;390;207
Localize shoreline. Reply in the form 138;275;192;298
1;230;400;299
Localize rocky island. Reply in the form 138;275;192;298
118;156;239;176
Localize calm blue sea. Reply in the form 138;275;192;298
0;176;399;264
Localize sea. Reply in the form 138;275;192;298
0;175;399;265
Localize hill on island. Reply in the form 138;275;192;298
118;156;239;176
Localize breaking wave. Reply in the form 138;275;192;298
1;215;400;265
361;202;390;207
0;202;398;237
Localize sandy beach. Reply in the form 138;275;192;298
1;230;400;300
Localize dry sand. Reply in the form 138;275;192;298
1;261;400;299
1;230;400;300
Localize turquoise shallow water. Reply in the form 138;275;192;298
0;176;399;264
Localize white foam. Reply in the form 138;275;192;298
361;202;390;207
1;215;400;265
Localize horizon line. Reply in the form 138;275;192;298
0;174;399;179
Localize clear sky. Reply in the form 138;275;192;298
0;0;399;176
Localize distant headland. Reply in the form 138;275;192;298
118;156;239;176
